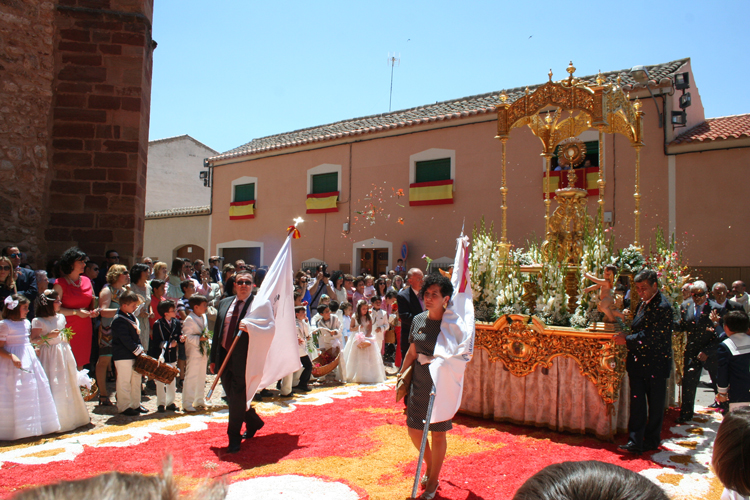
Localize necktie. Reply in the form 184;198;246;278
695;305;700;320
224;300;244;350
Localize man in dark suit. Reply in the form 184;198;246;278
209;270;264;453
397;267;424;363
703;281;743;403
93;249;120;297
617;269;673;454
2;246;38;318
192;260;205;282
676;283;721;423
208;256;223;285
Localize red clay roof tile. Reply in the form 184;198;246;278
671;113;750;144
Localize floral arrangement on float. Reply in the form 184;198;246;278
646;227;691;321
534;245;570;326
468;219;691;329
469;218;504;322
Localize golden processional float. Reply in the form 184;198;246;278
461;63;646;440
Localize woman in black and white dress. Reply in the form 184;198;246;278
399;273;453;500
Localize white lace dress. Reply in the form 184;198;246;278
0;319;60;440
342;318;385;384
33;314;90;432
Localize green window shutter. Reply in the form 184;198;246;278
312;172;338;194
415;158;451;183
585;141;599;162
234;183;255;202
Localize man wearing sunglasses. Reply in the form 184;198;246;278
209;270;263;454
676;281;721;423
1;246;38;318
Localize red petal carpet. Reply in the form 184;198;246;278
0;383;723;499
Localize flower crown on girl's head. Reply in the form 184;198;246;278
4;295;18;310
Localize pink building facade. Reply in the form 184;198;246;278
206;58;750;283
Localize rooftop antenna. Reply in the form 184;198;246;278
388;52;400;112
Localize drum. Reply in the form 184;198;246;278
133;354;179;384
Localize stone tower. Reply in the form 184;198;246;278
0;0;155;269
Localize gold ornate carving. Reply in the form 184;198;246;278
541;189;593;264
673;330;686;385
494;62;646;251
475;315;627;405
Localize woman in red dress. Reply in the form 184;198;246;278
53;247;99;369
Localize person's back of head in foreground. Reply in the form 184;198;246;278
11;457;226;500
512;460;668;500
712;407;750;498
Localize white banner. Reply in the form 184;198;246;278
240;232;301;409
428;234;475;423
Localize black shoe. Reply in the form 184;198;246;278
138;405;148;413
675;415;692;424
226;443;241;454
165;403;178;411
643;443;661;452
708;401;721;409
157;405;165;413
121;408;140;417
259;389;273;397
293;385;311;393
243;420;265;440
278;392;293;398
618;442;642;454
253;393;263;402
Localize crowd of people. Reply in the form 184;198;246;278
0;246;432;439
2;245;750;500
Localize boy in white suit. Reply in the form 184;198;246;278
181;294;209;412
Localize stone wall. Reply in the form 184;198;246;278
0;0;153;269
0;1;56;265
46;0;155;267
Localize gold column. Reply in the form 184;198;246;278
604;126;608;226
633;145;641;249
500;138;508;244
544;153;552;234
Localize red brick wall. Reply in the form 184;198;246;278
46;0;154;267
0;1;56;266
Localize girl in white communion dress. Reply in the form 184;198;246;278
31;289;90;433
343;300;385;384
0;294;60;441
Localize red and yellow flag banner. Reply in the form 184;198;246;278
229;200;255;220
542;167;599;199
409;179;453;206
306;191;339;214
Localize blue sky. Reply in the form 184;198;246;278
149;0;750;154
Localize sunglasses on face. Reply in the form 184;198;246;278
0;266;10;271
692;292;705;297
235;280;253;286
9;253;21;259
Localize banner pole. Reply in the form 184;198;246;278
411;384;437;499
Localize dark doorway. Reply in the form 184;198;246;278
222;247;261;269
175;244;205;262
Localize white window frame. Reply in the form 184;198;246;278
216;239;264;268
409;148;456;187
231;176;258;202
351;238;393;276
307;164;341;195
